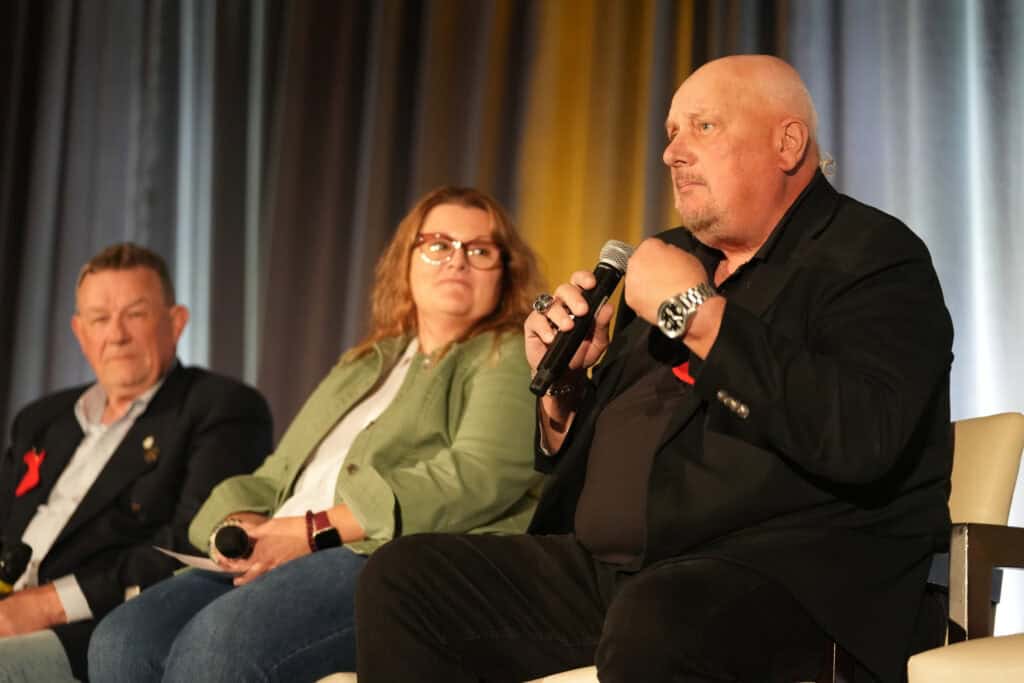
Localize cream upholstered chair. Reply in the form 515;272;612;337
907;633;1024;682
901;412;1024;683
824;412;1024;683
318;414;1024;683
944;412;1024;642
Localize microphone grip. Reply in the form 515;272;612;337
529;323;591;396
530;263;623;396
0;540;32;597
213;524;254;560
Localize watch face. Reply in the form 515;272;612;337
658;283;715;340
658;300;689;339
314;527;342;550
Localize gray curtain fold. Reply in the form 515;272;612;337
208;0;267;380
257;0;385;429
0;0;48;430
5;0;161;420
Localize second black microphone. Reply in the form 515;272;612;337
213;524;254;559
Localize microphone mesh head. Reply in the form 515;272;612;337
215;525;251;559
598;240;634;274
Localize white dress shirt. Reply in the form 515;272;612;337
15;378;163;622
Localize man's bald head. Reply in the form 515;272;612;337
662;55;821;254
685;55;819;161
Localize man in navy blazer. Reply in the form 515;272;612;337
0;243;272;681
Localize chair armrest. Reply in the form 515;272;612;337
948;522;1024;642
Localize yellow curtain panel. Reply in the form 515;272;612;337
516;0;695;285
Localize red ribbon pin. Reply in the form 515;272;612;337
673;361;696;385
15;448;45;497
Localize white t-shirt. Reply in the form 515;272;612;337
273;340;419;518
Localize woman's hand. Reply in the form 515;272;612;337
209;511;268;566
223;516;311;586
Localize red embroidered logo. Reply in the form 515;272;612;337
15;448;45;497
673;361;696;385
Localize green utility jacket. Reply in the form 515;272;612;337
189;331;540;554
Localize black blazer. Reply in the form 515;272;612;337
0;363;273;679
529;173;954;683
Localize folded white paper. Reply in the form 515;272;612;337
154;546;238;574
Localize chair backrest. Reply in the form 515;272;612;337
949;413;1024;525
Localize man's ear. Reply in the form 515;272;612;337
777;118;810;172
71;314;86;350
169;304;190;342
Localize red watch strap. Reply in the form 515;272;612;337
304;510;317;553
313;510;332;533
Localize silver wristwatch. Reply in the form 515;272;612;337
657;282;717;339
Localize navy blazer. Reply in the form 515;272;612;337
529;173;954;682
0;363;273;679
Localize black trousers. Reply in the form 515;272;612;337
355;533;829;682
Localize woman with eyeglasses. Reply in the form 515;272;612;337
89;186;545;683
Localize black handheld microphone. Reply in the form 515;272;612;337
0;540;32;597
213;524;253;559
530;240;634;396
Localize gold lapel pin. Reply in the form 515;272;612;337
143;436;159;464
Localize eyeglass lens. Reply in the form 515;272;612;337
418;234;501;269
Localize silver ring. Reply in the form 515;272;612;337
532;293;555;314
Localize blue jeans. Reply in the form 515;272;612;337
0;630;78;683
89;547;367;683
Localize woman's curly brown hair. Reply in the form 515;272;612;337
347;186;543;359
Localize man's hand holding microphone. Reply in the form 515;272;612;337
526;237;724;454
526;241;631;453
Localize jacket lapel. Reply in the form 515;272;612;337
3;412;84;540
55;366;190;543
716;175;839;320
655;174;841;446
